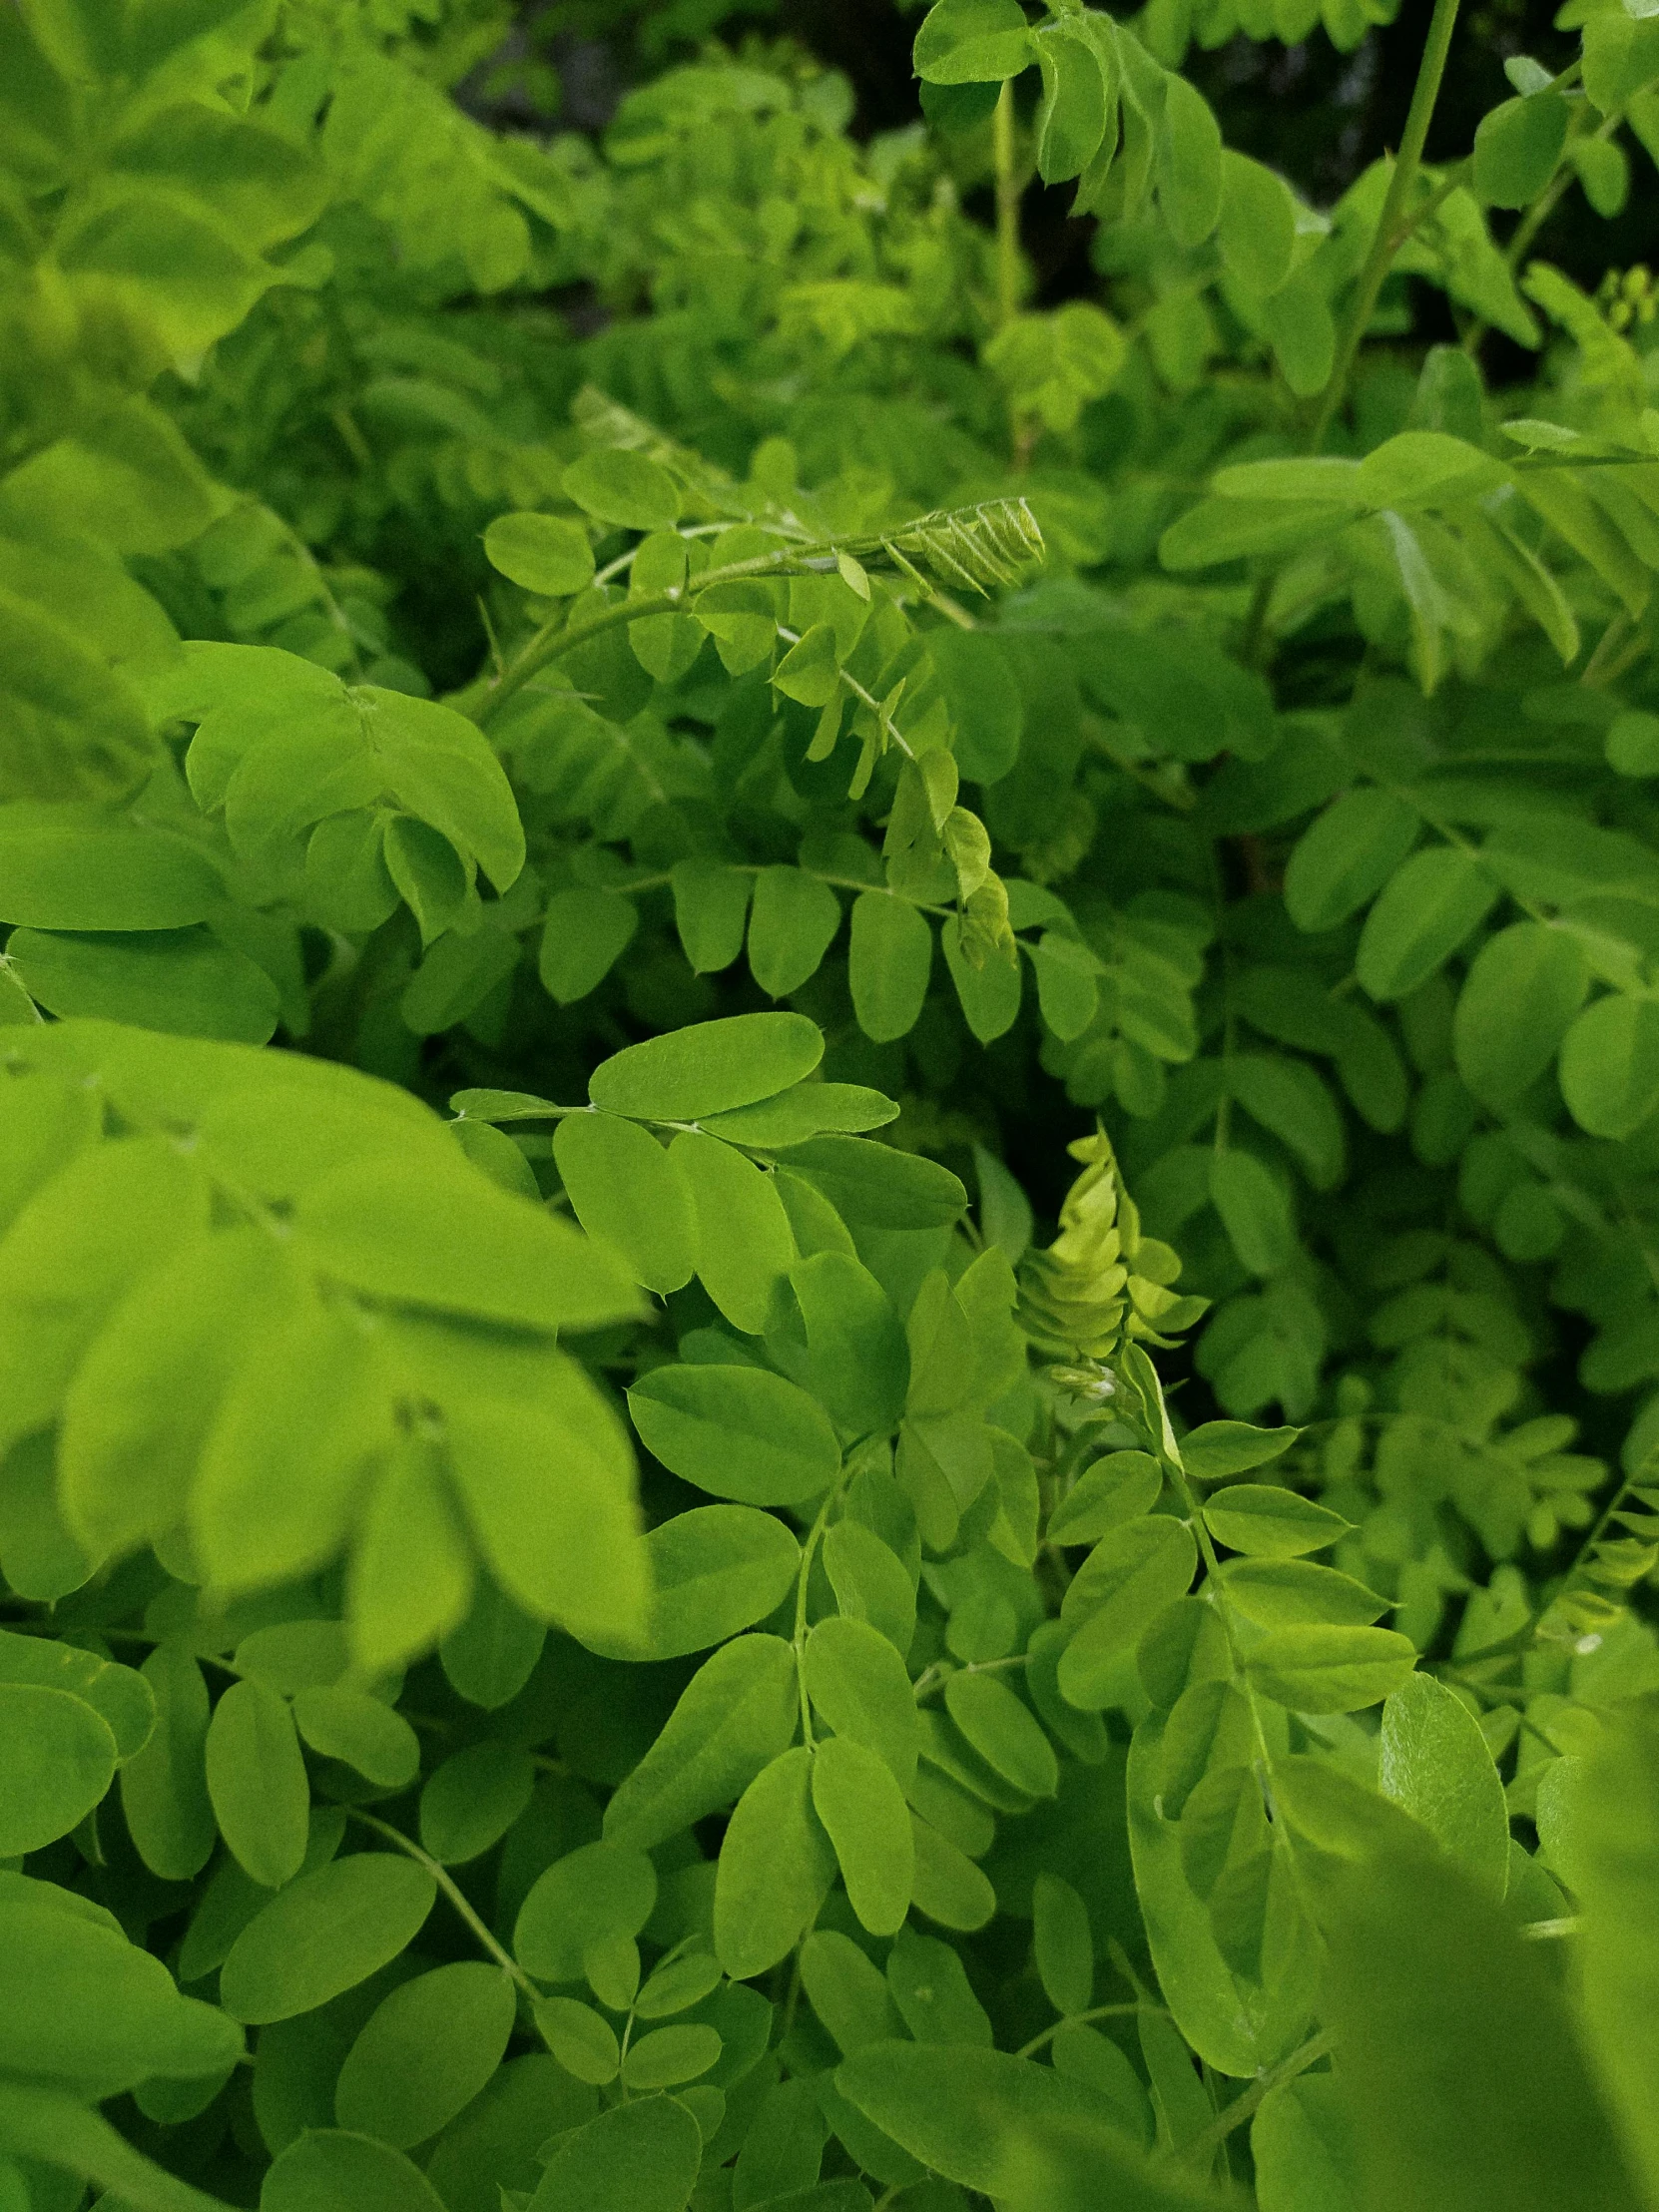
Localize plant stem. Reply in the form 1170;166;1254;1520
1169;2028;1336;2167
793;1480;843;1745
1310;0;1462;451
348;1809;538;1998
993;79;1021;332
1014;2001;1165;2057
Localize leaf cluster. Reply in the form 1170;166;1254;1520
0;1;1657;2209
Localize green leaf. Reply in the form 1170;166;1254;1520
0;1682;119;1856
715;1746;838;1978
1452;922;1589;1108
531;2094;703;2212
483;512;595;597
0;583;156;805
292;1686;420;1791
553;1112;697;1296
1246;1626;1417;1713
334;1962;515;2148
1227;1055;1345;1190
352;1438;475;1680
1058;1518;1198;1710
1047;1451;1162;1547
1473;93;1569;209
262;2130;448;2212
805;1613;920;1789
1218;152;1297;296
943;1673;1056;1798
590;1012;824;1121
418;1740;535;1865
191;1296;390;1596
848;891;933;1042
635;1951;723;2019
514;1841;657;1980
604;1633;799;1851
1356;433;1508;510
1379;1674;1509;1898
5;395;224;555
701;1082;899;1147
1032;1871;1094;2015
1208;1148;1293;1277
1574;1708;1659;2204
943;919;1023;1042
538;885;639;1005
812;1733;914;1936
1559;993;1659;1138
1156;76;1222;249
0;805;223;930
1583;9;1659;110
0;1626;151;1759
1606;709;1659;777
1029;934;1101;1041
446;1390;648;1647
913;0;1033;86
438;1577;543;1711
1252;2075;1359;2212
294;1155;644;1335
1221;1559;1387;1628
562;449;682;531
909;1808;998;1930
749;867;841;998
1160;493;1354;571
533;1995;620;2085
823;1520;917;1656
1127;1715;1305;2077
119;1645;216;1882
783;1135;967;1230
773;623;841;710
1180;1421;1301;1481
623;2023;723;2091
1034;23;1109;185
670;860;753;974
801;1929;904;2055
219;1854;436;2024
0;1892;243;2098
616;1503;801;1661
1203;1485;1351;1558
1355;848;1498;1002
1284;791;1420;933
205;1678;310;1890
834;2041;1173;2204
6;926;280;1042
787;1251;910;1437
1320;1837;1643;2212
629;1363;839;1505
383;818;468;943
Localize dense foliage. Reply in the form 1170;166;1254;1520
2;0;1658;2206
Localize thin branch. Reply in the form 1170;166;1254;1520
1169;2028;1336;2168
1311;0;1462;451
348;1810;538;1998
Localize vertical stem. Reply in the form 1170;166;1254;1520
793;1479;841;1745
1310;0;1463;451
993;79;1021;332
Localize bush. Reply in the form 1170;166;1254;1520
0;1;1657;2207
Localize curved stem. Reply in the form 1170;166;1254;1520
1014;2001;1165;2058
793;1481;843;1744
348;1809;538;1998
1166;2027;1335;2168
1310;0;1463;451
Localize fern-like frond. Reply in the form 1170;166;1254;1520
879;498;1045;595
